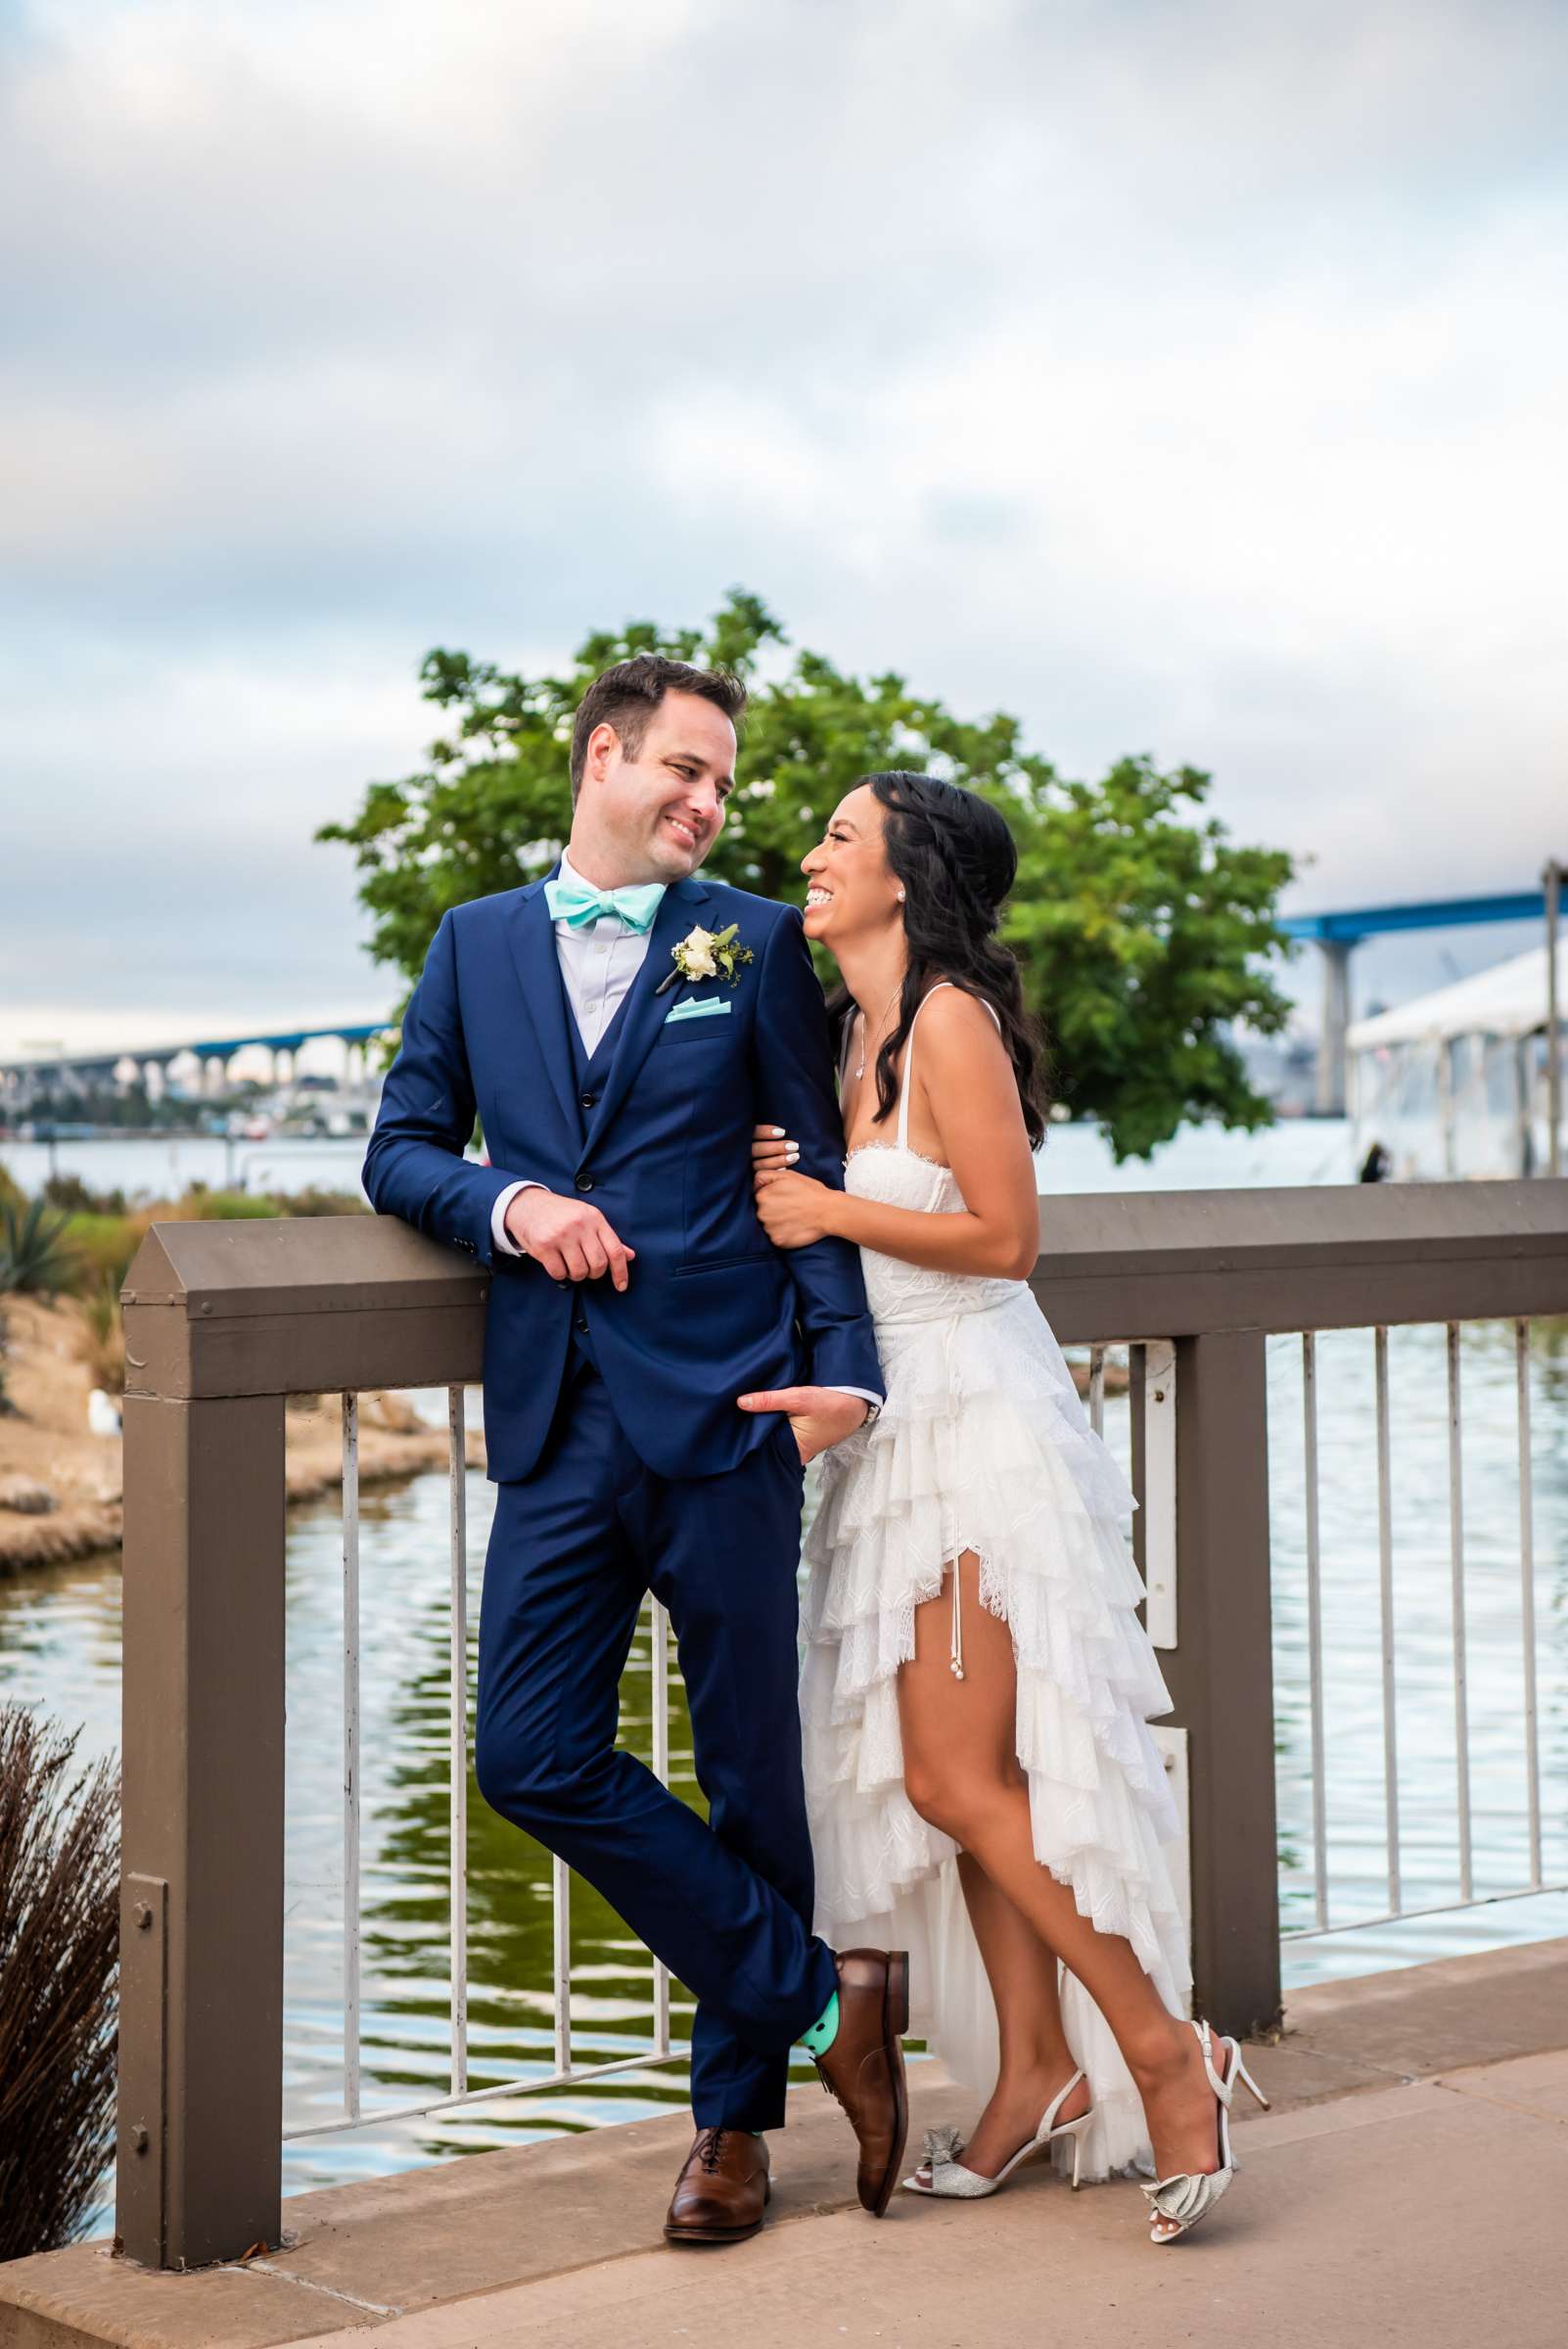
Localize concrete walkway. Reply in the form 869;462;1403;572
5;1936;1568;2349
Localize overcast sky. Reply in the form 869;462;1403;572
4;0;1565;1059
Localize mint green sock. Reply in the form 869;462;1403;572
797;1990;840;2058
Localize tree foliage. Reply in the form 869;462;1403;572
319;590;1295;1160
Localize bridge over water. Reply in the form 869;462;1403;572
0;1019;395;1108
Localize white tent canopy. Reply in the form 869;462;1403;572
1348;939;1565;1179
1349;940;1568;1050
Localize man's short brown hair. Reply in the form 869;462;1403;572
569;654;747;803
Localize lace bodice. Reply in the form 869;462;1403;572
841;985;1026;1329
846;1141;1024;1326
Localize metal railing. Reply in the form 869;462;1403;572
1274;1314;1560;1944
288;1378;679;2146
115;1179;1568;2268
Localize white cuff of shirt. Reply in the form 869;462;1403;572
830;1388;882;1416
490;1179;538;1256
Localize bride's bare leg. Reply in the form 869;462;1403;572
910;1847;1090;2179
898;1552;1222;2203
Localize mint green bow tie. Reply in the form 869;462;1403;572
543;873;667;933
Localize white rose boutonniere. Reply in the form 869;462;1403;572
655;921;755;995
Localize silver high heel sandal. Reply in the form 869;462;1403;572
901;2068;1096;2198
1142;2018;1269;2244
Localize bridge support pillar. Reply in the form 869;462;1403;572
1314;938;1357;1115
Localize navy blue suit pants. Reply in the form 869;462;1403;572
474;1352;839;2130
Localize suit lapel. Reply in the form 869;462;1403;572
582;876;712;1153
503;873;580;1142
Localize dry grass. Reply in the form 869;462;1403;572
0;1704;118;2260
72;1276;126;1398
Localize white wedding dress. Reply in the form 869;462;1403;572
801;988;1192;2181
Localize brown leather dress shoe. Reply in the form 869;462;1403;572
813;1948;910;2217
664;2127;771;2245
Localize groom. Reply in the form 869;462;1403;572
363;653;908;2244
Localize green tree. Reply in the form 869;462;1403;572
319;590;1295;1160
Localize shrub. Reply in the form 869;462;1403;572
42;1174;129;1219
74;1277;126;1398
0;1705;119;2259
60;1212;146;1295
171;1183;278;1221
0;1198;75;1296
273;1184;368;1219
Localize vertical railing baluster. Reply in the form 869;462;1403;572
1373;1327;1401;1913
342;1391;361;2122
651;1597;672;2055
1088;1345;1106;1438
448;1386;469;2096
1302;1333;1329;1929
553;1857;572;2076
1447;1323;1473;1904
1516;1319;1543;1888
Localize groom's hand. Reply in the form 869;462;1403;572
503;1187;635;1289
737;1386;869;1465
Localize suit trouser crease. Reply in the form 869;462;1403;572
475;1352;837;2131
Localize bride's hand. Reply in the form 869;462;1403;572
754;1166;836;1249
751;1122;799;1187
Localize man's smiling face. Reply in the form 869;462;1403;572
576;689;736;885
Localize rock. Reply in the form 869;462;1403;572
359;1389;430;1434
0;1499;121;1569
0;1473;58;1516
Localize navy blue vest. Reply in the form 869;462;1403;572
562;953;639;1378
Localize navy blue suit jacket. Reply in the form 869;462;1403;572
362;870;883;1483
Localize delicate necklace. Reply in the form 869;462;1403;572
854;984;903;1081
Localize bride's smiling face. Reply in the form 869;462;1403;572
801;785;904;949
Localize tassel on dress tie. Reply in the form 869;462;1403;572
942;1314;966;1680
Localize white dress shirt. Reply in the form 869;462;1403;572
490;852;877;1413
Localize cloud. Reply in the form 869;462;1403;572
3;0;1566;1053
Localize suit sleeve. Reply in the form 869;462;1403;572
750;908;885;1400
361;911;522;1268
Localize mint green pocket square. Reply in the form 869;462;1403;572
664;995;732;1025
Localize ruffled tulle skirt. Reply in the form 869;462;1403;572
801;1288;1193;2180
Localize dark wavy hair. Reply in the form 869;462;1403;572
837;770;1050;1149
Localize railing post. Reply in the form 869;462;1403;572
117;1389;286;2269
1154;1329;1281;2036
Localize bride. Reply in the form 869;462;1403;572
751;770;1267;2245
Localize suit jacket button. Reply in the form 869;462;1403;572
575;1174;593;1191
579;1092;597;1110
576;1314;589;1334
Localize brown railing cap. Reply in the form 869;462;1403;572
1036;1176;1568;1275
121;1214;485;1319
1032;1176;1568;1341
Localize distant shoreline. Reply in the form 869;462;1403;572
0;1295;483;1575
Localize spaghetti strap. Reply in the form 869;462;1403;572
896;983;1000;1146
897;983;952;1146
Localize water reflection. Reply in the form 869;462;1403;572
1266;1318;1568;1977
